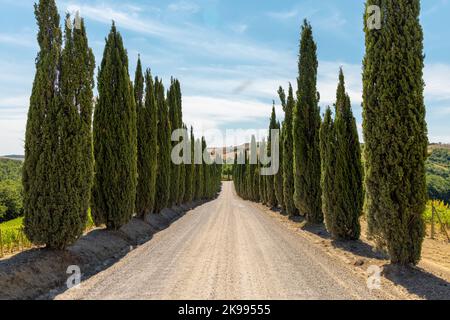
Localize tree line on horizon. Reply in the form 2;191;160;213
22;0;222;250
234;0;428;266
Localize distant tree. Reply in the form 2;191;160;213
135;63;158;217
265;104;278;208
194;139;204;201
0;180;23;222
293;20;322;223
279;84;298;216
154;77;171;212
320;107;336;234
274;120;284;210
92;23;137;229
332;68;363;239
363;0;427;264
184;127;195;203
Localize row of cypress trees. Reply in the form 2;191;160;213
234;0;428;265
23;0;222;249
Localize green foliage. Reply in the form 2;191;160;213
279;85;298;216
293;20;322;224
321;69;363;240
135;61;158;217
168;80;180;206
363;0;427;264
0;180;23;222
265;105;278;208
424;200;450;226
194;139;203;201
274;120;284;210
426;148;450;204
92;23;137;229
0;159;22;181
184;127;195;203
320;107;336;234
23;3;95;249
154;77;171;212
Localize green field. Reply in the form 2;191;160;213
0;217;30;256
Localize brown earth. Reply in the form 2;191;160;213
0;202;204;300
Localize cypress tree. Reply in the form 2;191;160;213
259;139;267;204
194;138;203;201
265;104;278;208
24;3;95;249
154;78;171;212
274;120;284;210
176;80;186;204
363;0;427;264
184;126;195;203
293;20;322;223
201;137;210;199
92;23;137;229
250;137;260;202
320;107;336;235
279;84;298;216
135;63;158;217
168;79;181;206
333;68;363;239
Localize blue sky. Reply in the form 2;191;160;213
0;0;449;154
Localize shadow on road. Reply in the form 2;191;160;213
0;200;209;300
382;264;450;300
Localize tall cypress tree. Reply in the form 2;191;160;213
279;84;298;216
24;3;95;249
154;78;171;212
194;138;203;201
250;136;259;202
135;63;158;217
184;126;195;203
176;82;186;205
201;137;210;199
293;20;322;223
265;104;278;208
259;139;267;204
168;79;181;206
274;120;284;210
92;23;137;229
320;107;336;234
363;0;427;264
333;68;363;239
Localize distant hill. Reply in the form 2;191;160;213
1;155;24;161
426;148;450;204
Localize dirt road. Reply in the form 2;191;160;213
57;182;392;300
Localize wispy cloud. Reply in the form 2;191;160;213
424;63;450;102
0;32;35;47
168;1;199;14
64;2;290;65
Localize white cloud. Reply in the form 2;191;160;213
0;119;26;155
0;32;35;47
168;1;199;14
424;63;450;102
183;95;283;146
63;2;291;64
230;23;248;34
0;95;29;108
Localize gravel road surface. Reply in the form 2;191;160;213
56;182;391;300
